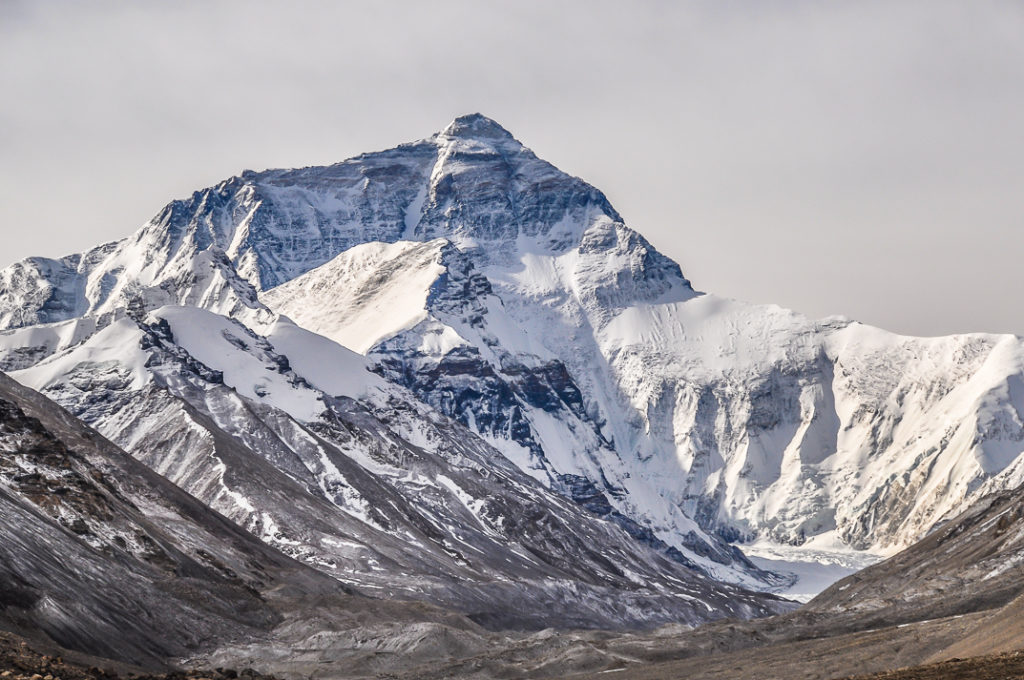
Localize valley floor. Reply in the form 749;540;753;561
841;651;1024;680
558;611;1002;680
4;602;1023;680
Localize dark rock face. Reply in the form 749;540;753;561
374;349;595;463
0;373;504;676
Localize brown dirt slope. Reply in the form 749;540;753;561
930;592;1024;663
840;650;1024;680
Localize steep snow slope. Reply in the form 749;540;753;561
588;294;1024;551
2;307;789;628
3;113;1024;599
264;239;451;354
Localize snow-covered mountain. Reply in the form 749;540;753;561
2;113;1023;607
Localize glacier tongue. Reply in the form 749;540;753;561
3;113;1024;604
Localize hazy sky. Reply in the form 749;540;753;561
2;1;1022;336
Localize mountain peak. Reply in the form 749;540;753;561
439;113;515;141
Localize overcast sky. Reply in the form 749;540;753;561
2;1;1022;336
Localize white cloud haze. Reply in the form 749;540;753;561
1;0;1022;335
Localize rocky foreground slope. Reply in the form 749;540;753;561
0;371;325;667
